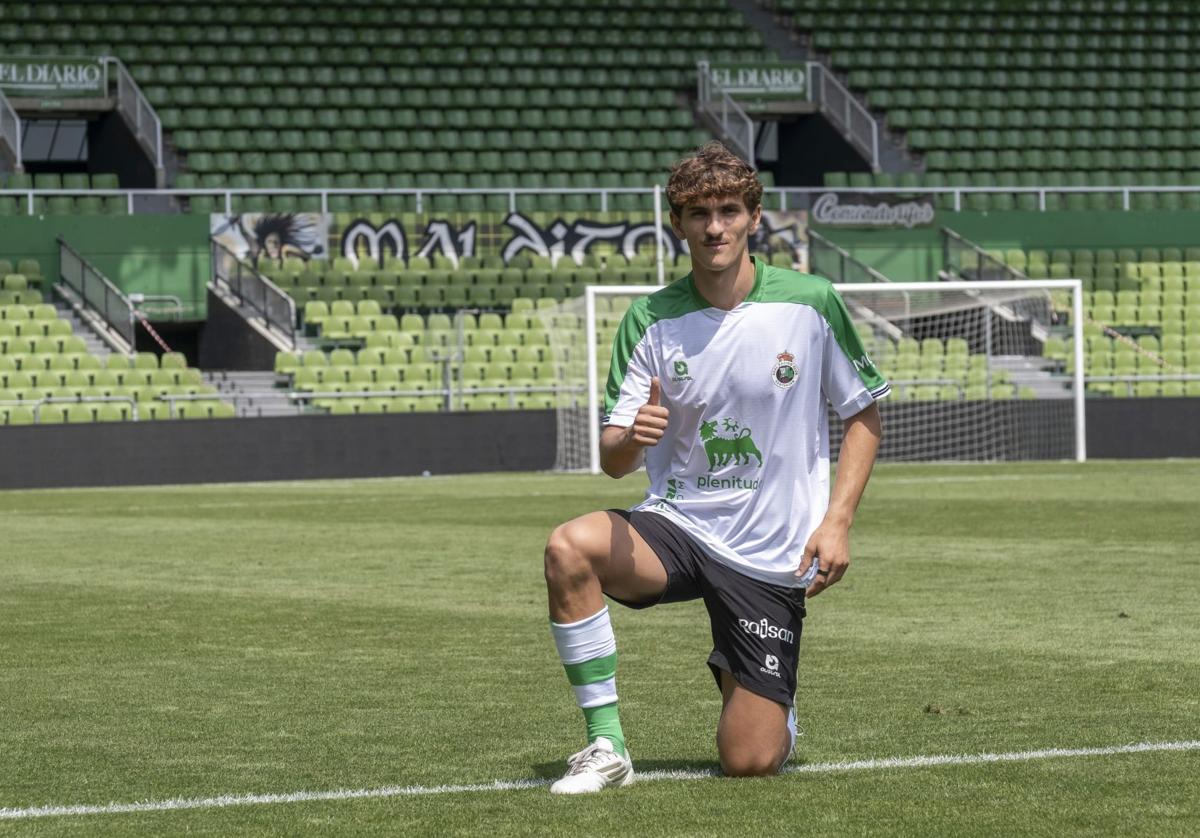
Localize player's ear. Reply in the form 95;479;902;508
669;210;685;240
748;204;762;234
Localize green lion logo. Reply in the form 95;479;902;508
699;419;763;470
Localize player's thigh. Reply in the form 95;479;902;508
716;672;791;774
547;510;668;603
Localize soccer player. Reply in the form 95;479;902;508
543;142;887;794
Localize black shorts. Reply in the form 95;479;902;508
607;508;806;707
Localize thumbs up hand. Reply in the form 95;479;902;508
629;376;670;447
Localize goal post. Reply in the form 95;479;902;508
545;279;1085;473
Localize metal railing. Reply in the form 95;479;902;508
155;391;233;418
806;61;880;173
942;227;1027;283
0;89;21;172
32;395;139;422
1085;373;1200;398
810;230;906;338
0;393;243;423
57;237;136;347
287;382;583;413
101;56;163;185
5;184;1200;217
285;381;576;408
0;395;140;422
696;60;756;167
882;377;1011;401
769;185;1200;212
809;229;892;284
211;240;296;348
939;228;1069;355
0;186;663;215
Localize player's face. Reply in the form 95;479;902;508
671;195;761;275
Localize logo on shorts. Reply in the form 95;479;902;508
739;617;795;645
772;350;798;389
761;654;782;678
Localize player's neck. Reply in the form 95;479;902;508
692;252;756;311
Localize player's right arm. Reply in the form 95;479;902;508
599;377;668;478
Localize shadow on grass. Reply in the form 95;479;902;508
531;758;723;779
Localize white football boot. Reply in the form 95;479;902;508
549;737;634;794
785;706;798;763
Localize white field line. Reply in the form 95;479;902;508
1;740;1196;821
877;473;1085;485
3;471;1100;515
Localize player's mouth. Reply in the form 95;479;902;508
705;240;728;253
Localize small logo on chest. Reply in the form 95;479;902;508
772;350;798;389
671;359;693;382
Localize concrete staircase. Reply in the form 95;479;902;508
56;281;306;417
54;299;120;360
292;333;323;355
204;370;303;418
991;355;1072;399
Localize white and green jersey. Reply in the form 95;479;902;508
604;257;889;589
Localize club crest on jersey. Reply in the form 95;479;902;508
772;350;797;389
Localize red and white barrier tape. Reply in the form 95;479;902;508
135;311;173;354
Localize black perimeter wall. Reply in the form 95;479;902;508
0;410;557;490
0;400;1196;490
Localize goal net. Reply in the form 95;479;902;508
545;279;1085;472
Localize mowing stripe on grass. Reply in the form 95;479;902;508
878;473;1085;485
2;740;1196;821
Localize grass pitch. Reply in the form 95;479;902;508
0;461;1197;836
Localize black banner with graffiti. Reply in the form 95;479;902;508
211;209;809;270
211;213;328;263
331;211;675;269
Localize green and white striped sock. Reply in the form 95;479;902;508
551;606;626;757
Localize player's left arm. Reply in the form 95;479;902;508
798;401;882;597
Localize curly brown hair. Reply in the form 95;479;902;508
666;141;763;216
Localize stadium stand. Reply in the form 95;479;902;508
1;0;1195;420
754;0;1200;403
0;173;125;216
263;249;676;333
987;247;1200;397
864;335;1025;402
0;0;764;214
773;0;1200;209
0;256;234;424
271;253;701;414
0;258;46;305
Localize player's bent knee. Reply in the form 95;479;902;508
543;523;597;590
719;746;784;778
